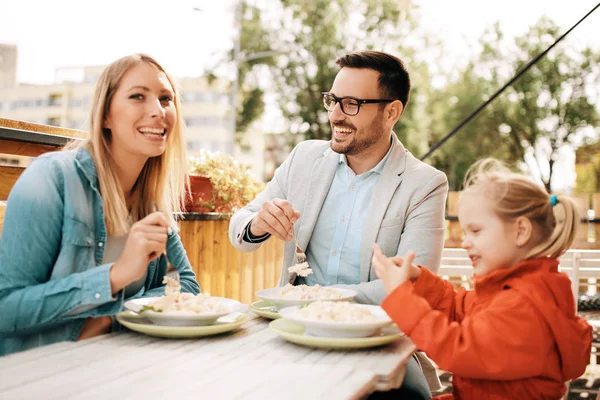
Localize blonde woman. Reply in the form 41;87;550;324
372;159;592;400
0;54;200;356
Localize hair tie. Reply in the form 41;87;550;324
550;194;558;207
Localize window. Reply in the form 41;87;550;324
180;91;229;104
185;116;229;128
48;93;63;107
47;117;61;126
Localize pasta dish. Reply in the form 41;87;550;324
279;283;343;300
140;276;230;314
294;301;381;323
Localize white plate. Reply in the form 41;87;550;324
116;311;248;338
255;287;357;309
278;304;392;338
124;297;243;326
270;319;403;349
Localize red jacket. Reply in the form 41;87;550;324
382;258;592;400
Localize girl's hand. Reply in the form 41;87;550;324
110;212;169;294
372;244;419;294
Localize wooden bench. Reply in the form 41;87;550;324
440;247;600;297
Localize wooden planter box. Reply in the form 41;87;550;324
178;213;284;304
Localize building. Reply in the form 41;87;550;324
0;44;17;89
0;46;266;179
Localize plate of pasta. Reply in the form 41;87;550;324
255;284;357;309
124;276;242;326
278;301;392;338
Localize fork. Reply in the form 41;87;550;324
288;226;307;285
152;202;179;282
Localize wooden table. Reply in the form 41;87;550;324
0;315;416;400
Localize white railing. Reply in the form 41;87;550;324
439;248;600;297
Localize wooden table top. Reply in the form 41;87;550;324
0;314;415;400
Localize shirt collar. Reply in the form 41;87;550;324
74;146;100;190
338;138;394;175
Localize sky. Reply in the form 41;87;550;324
1;0;599;189
1;0;598;84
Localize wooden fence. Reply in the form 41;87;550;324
178;216;284;304
445;191;600;250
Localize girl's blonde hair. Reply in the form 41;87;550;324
462;158;579;259
68;53;188;235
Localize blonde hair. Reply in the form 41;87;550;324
68;54;188;235
462;158;579;260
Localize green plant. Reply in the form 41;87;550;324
188;150;264;214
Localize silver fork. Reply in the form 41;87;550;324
152;203;180;282
288;227;307;285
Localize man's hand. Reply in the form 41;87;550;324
250;198;300;241
371;244;420;294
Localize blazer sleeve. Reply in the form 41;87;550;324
398;171;448;273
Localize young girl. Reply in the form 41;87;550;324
372;159;592;400
0;54;200;355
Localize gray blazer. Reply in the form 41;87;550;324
229;135;449;304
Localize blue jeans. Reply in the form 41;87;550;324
367;356;432;400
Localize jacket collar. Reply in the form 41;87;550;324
474;257;559;297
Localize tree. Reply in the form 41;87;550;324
206;2;277;146
266;0;417;141
425;62;515;190
481;18;600;192
423;18;600;192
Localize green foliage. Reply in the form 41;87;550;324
425;62;516;190
189;150;265;213
231;4;600;193
235;3;277;134
425;18;600;191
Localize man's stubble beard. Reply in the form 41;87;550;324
330;114;385;156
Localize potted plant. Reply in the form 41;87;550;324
186;149;264;214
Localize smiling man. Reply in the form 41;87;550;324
229;51;448;399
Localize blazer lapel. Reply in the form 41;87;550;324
297;147;339;251
359;135;407;281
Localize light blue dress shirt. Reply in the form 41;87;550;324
301;144;393;286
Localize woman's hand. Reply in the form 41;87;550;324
372;244;420;294
77;316;112;341
109;212;169;295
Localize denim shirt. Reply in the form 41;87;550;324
0;148;200;355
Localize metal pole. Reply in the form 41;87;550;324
228;0;243;155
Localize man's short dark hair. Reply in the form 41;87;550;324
335;50;411;108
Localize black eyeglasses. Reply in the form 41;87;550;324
321;92;395;116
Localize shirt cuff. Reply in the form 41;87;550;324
80;263;118;305
243;220;271;243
